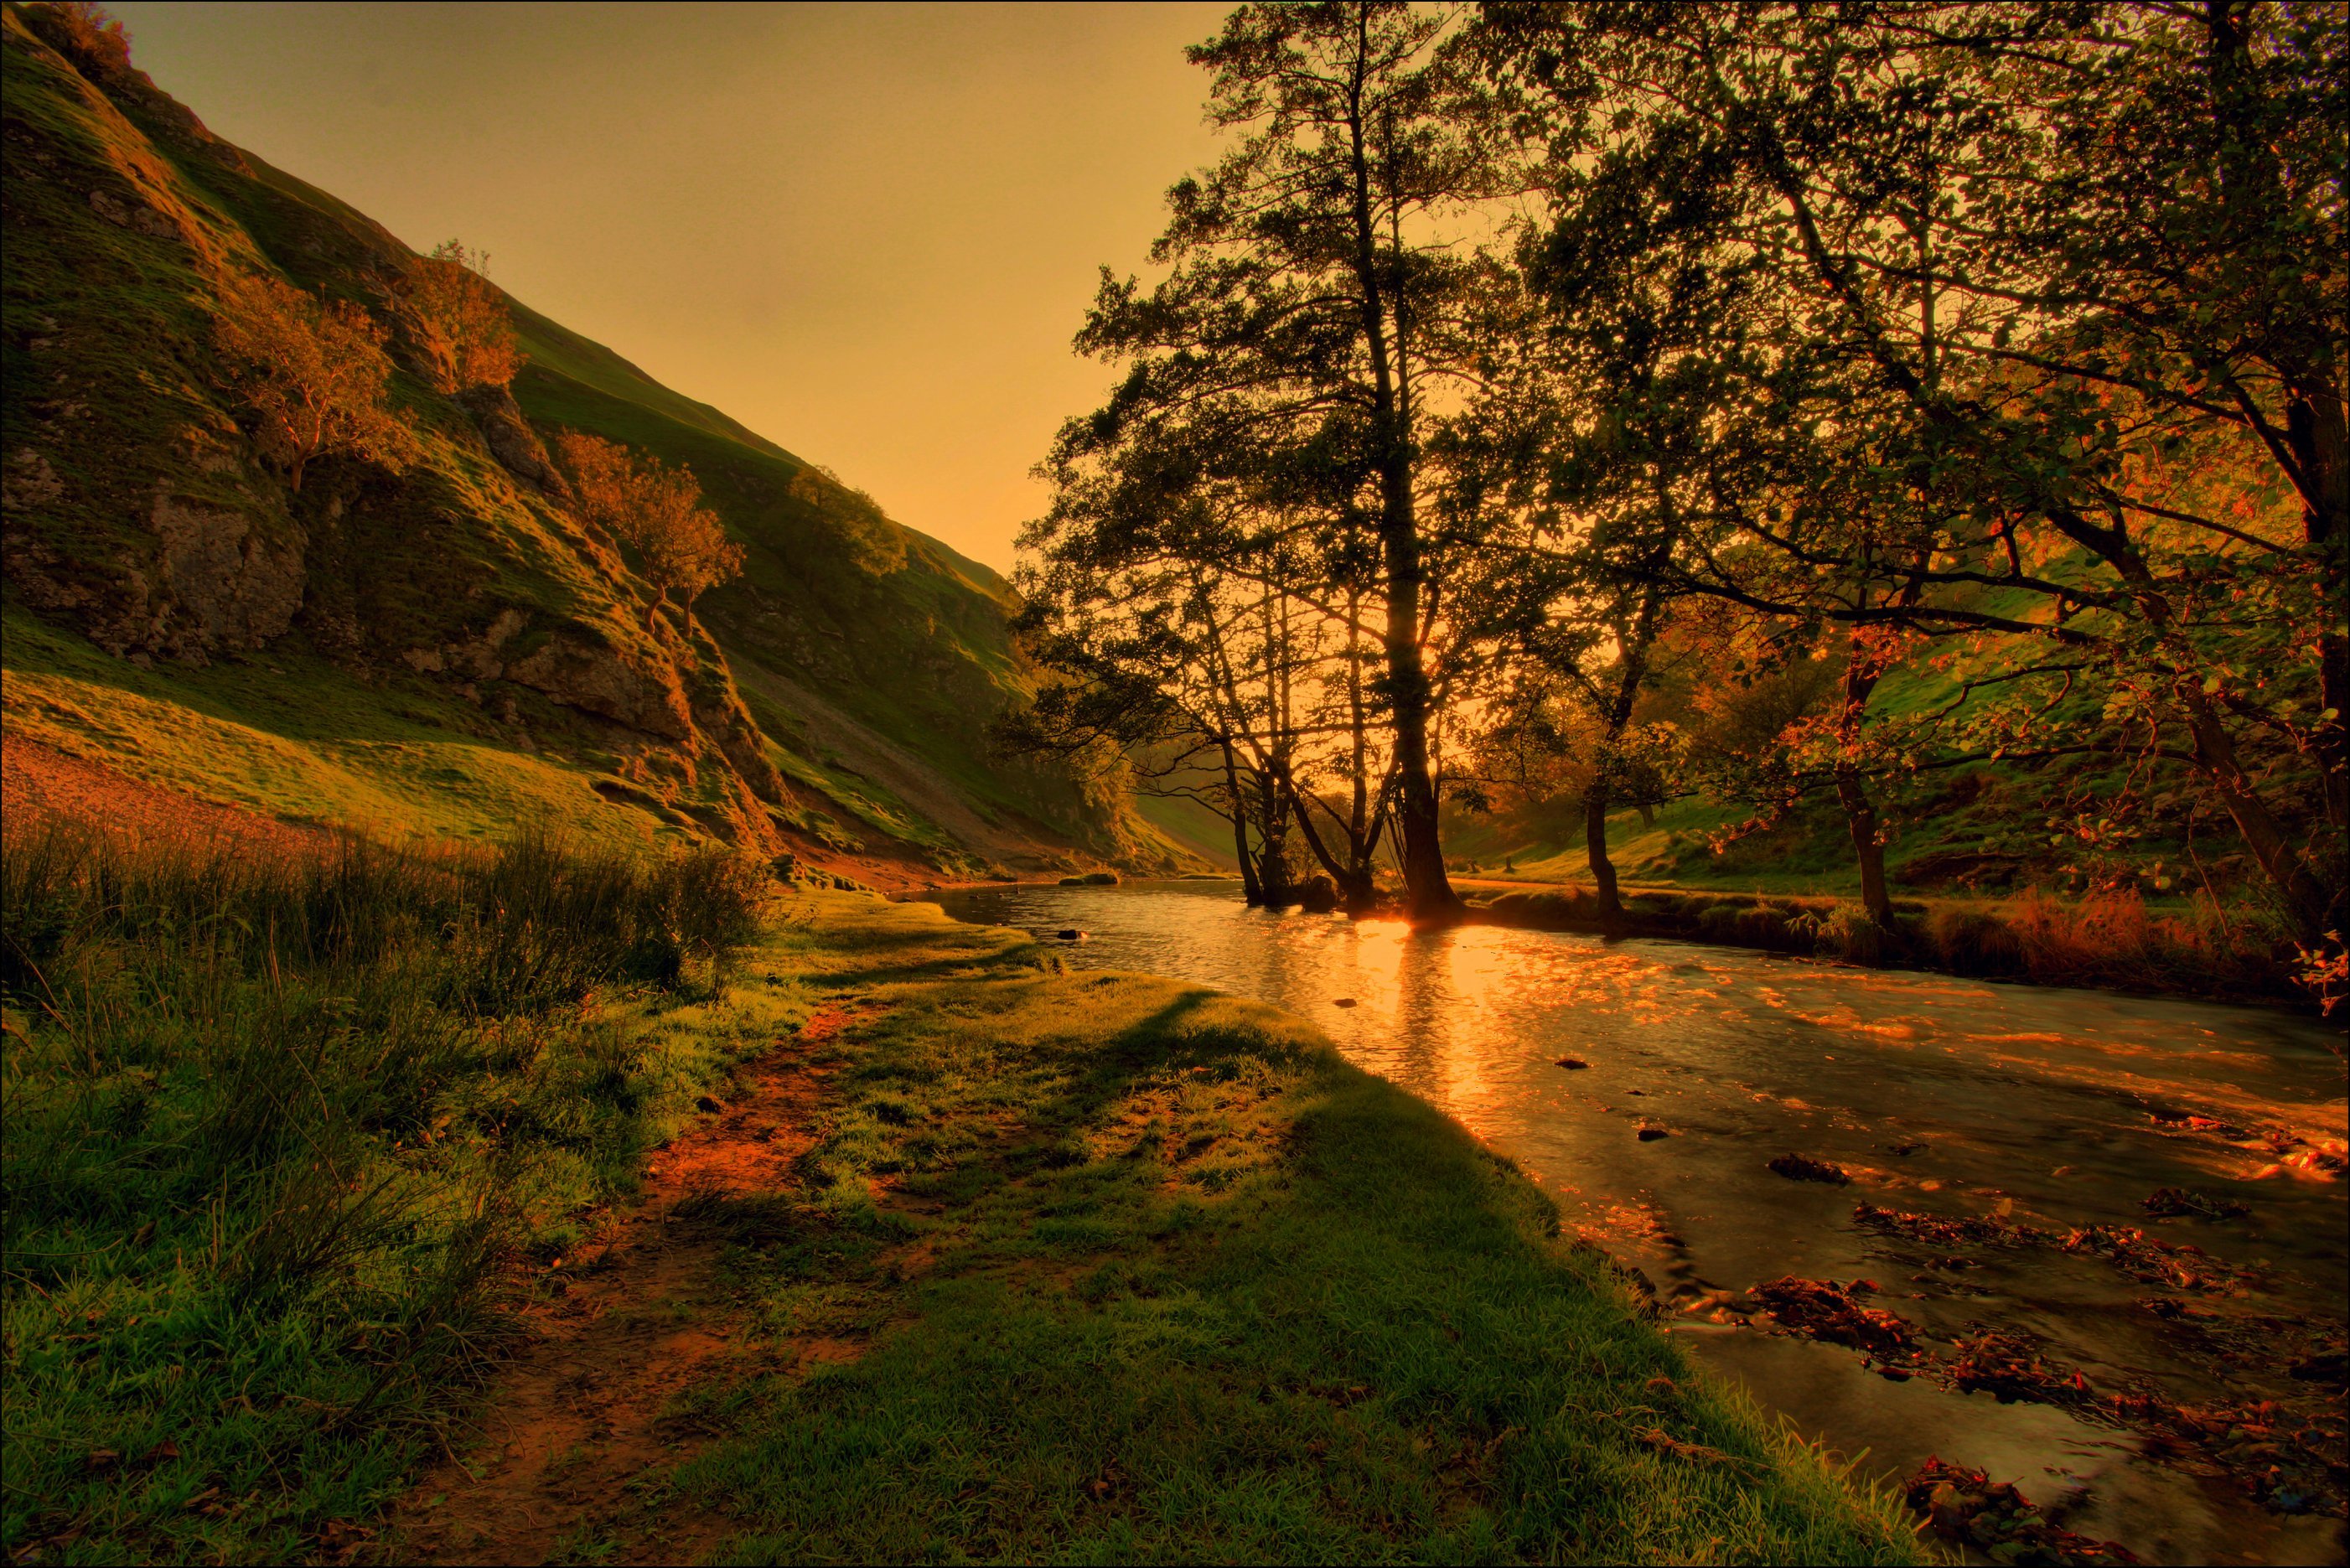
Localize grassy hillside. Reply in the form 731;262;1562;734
0;1;1176;880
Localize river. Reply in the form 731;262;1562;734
920;878;2348;1565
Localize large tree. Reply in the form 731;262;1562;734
1483;0;2346;942
1059;0;1516;918
212;272;411;494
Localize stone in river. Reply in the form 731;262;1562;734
1637;1125;1670;1141
1556;1057;1590;1070
1057;929;1088;941
1333;997;1359;1008
1768;1153;1850;1185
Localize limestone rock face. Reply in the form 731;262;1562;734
505;633;692;741
148;492;303;653
458;386;569;497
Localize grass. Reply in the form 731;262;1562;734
650;897;1925;1564
0;820;781;1564
3;817;1923;1564
0;608;686;850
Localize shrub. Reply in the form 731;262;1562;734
554;431;744;629
1926;904;2026;977
28;1;130;70
213;272;412;490
407;239;522;391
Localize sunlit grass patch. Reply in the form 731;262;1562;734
676;900;1925;1565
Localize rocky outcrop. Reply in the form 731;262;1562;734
458;386;569;497
148;491;303;653
505;631;692;741
2;470;300;665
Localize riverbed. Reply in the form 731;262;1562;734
922;878;2349;1565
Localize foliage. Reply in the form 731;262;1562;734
1476;0;2346;947
28;0;126;69
406;239;522;393
784;465;907;577
210;271;412;492
553;430;744;629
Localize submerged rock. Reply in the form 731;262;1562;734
1768;1153;1851;1186
2141;1186;2249;1220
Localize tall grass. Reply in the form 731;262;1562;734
0;819;772;1563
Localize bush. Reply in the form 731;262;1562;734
1926;904;2026;977
27;2;131;70
406;239;521;392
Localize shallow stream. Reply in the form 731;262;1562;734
923;879;2348;1565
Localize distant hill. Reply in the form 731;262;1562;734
0;1;1186;881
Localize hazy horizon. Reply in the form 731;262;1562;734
106;0;1229;573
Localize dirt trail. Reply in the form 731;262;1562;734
385;1011;869;1566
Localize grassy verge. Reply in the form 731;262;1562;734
650;896;1925;1564
1468;883;2298;1005
0;822;782;1564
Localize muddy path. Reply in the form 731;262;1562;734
382;1010;873;1566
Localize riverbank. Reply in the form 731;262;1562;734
1051;872;2317;1009
1462;883;2315;1010
929;877;2349;1565
1;821;1923;1564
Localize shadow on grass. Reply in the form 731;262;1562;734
669;903;1925;1565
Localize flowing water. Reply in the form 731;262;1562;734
922;878;2349;1565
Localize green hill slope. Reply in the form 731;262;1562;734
0;2;1175;877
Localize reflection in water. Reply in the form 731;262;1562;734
926;880;2349;1566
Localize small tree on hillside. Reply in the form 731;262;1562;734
31;3;132;70
213;272;411;492
408;240;522;393
554;431;743;630
786;465;906;577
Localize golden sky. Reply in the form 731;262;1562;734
108;1;1230;573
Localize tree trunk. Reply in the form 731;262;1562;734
643;591;667;633
1836;657;1894;925
1584;792;1622;924
2287;391;2349;849
2179;679;2337;940
1255;768;1292;903
1836;767;1893;926
1221;742;1261;905
1343;47;1457;922
1287;781;1378;912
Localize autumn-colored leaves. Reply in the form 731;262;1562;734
204;236;738;634
554;432;743;631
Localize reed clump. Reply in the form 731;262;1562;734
0;817;775;1561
